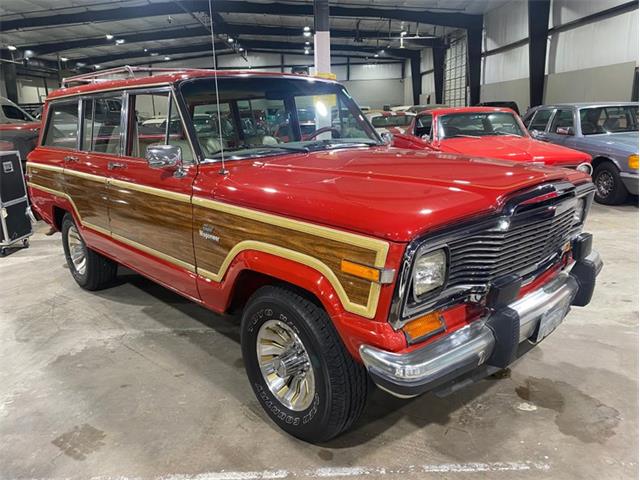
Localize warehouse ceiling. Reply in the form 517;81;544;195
0;0;511;70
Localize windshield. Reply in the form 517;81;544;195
180;77;380;160
438;112;525;139
371;115;413;128
579;106;639;135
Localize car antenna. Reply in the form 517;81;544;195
208;0;228;175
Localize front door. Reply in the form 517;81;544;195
545;108;575;145
107;88;199;300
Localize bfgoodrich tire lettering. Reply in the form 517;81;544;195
61;213;117;290
241;285;368;443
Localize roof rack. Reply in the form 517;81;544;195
61;65;207;88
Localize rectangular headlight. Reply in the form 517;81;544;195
413;248;447;297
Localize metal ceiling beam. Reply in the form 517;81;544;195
1;0;480;32
82;39;417;66
21;23;410;57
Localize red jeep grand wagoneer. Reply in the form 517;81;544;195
27;67;602;442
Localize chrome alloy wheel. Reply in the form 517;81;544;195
67;225;87;275
595;170;614;199
257;319;315;411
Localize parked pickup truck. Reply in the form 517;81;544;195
27;68;602;443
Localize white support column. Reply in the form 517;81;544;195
313;0;331;76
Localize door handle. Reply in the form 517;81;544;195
64;155;79;162
107;161;126;170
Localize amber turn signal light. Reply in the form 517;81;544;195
402;311;445;343
341;259;381;282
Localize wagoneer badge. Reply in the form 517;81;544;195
199;224;220;243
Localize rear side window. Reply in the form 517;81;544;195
81;95;123;154
528;109;553;131
42;101;79;149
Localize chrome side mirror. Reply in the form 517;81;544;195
380;132;393;144
145;144;181;169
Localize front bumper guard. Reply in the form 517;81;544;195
360;251;602;398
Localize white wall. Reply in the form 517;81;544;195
480;0;639;112
481;0;529;111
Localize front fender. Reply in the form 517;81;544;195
196;249;406;359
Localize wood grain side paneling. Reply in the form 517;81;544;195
64;174;110;231
109;184;195;266
192;205;377;307
27;165;65;193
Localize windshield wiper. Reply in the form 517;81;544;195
245;144;310;153
303;139;380;150
448;134;480;138
493;131;523;137
207;144;309;159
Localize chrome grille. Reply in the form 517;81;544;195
447;205;576;288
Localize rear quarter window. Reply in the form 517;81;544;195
42;101;79;149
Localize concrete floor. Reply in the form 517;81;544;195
0;201;637;480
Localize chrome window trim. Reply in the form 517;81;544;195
388;181;596;330
120;86;198;164
76;91;126;156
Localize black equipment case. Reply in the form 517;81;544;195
0;151;33;254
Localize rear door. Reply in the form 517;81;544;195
106;87;200;300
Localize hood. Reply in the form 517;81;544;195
440;136;590;166
0;121;40;132
580;132;639;153
201;146;589;242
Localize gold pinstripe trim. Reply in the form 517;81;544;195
196;241;382;318
111;232;196;273
26;162;64;173
109;178;192;203
64;168;108;184
191;196;389;267
27;171;390;319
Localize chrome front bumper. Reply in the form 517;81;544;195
360;251;602;398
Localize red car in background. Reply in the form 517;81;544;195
0;97;41;166
392;107;592;170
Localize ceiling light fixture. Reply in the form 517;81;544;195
60;56;68;62
303;26;311;32
7;45;17;51
163;56;171;61
374;53;379;58
227;37;234;43
95;65;101;69
143;48;148;52
24;49;34;58
303;31;311;37
115;38;125;45
150;52;158;56
105;34;114;40
238;47;244;52
305;41;310;45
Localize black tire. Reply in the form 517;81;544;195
241;285;368;443
61;213;117;290
593;162;628;205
